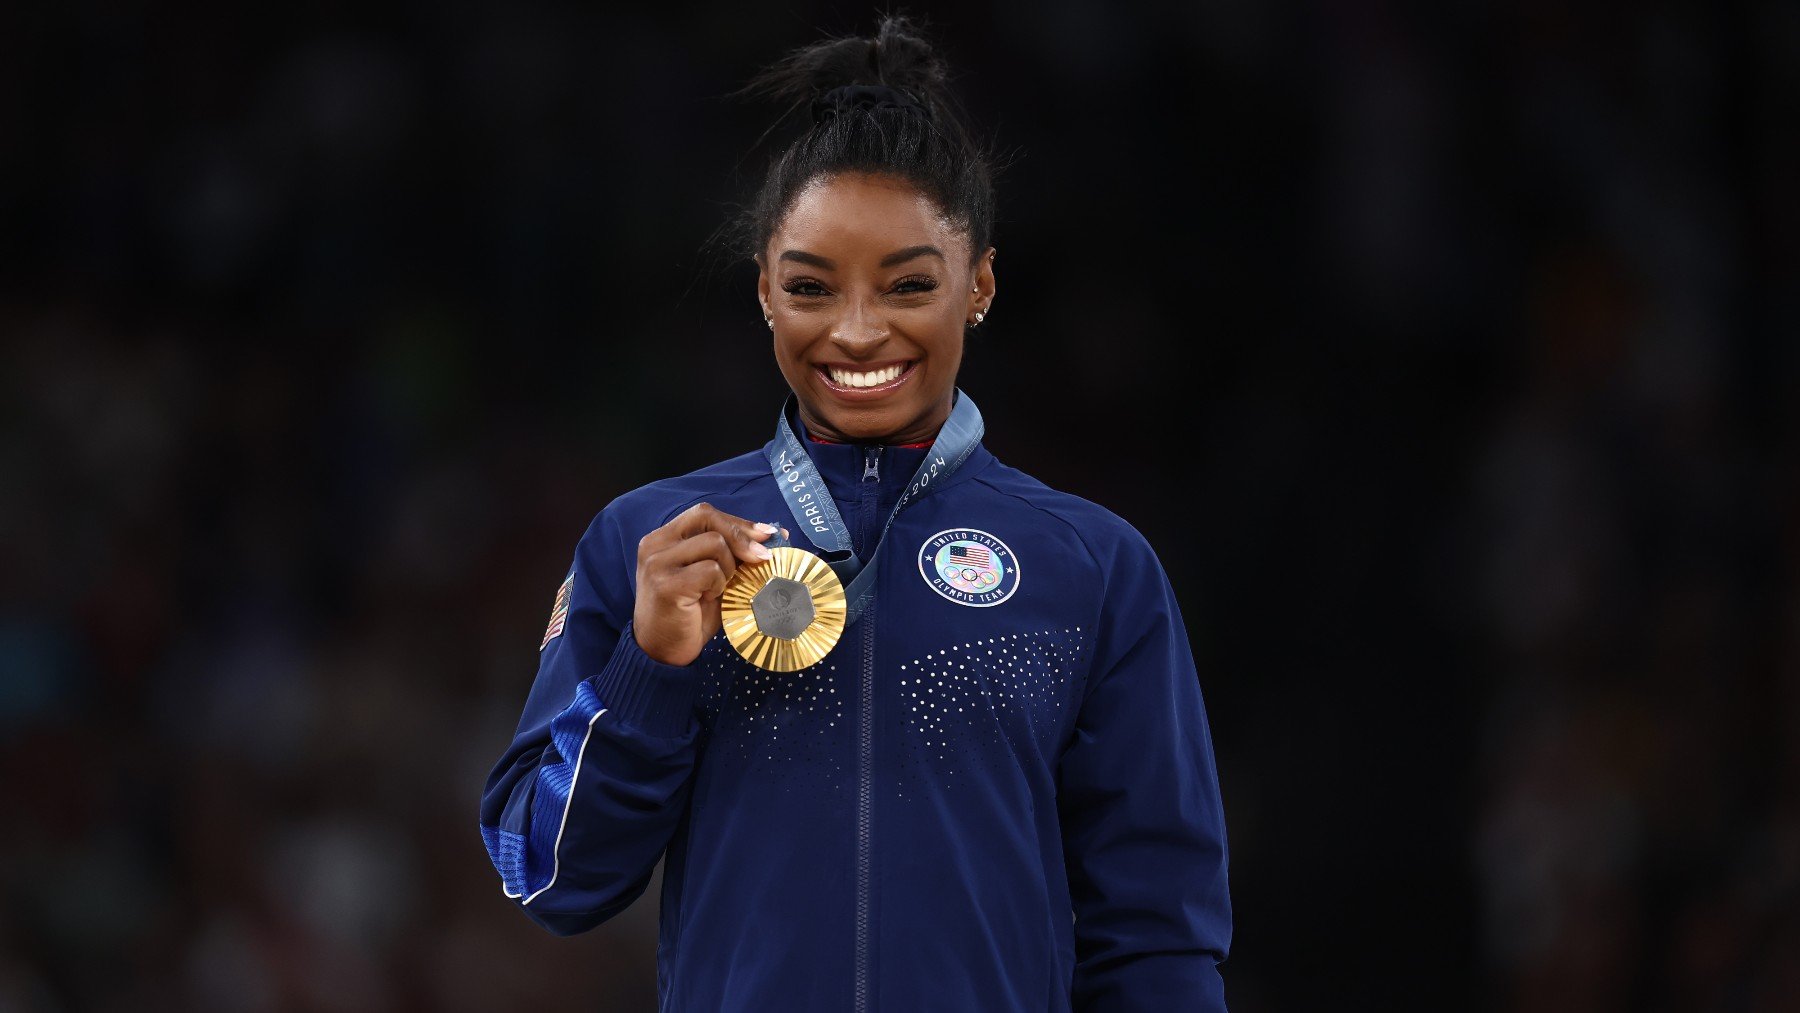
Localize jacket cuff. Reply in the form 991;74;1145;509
590;621;701;737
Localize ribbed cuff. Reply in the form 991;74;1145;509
591;621;701;737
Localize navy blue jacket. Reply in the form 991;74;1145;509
479;407;1232;1011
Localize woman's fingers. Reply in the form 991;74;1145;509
646;532;735;601
638;501;776;567
659;557;728;604
631;502;784;666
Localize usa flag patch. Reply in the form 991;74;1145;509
541;571;574;650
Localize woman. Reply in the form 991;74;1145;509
479;16;1232;1012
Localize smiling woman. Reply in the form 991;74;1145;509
761;172;993;443
478;13;1233;1013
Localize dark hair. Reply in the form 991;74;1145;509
724;13;998;268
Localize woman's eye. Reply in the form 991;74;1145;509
781;277;936;297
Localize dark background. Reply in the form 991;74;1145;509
3;1;1796;1010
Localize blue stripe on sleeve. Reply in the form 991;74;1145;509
479;678;609;904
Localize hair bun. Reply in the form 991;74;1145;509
718;12;999;269
810;83;932;124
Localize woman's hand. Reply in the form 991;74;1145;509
633;502;785;666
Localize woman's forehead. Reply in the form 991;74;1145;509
774;173;966;259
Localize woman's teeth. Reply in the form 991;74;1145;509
827;362;908;388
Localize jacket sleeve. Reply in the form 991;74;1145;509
478;500;702;937
1057;527;1232;1011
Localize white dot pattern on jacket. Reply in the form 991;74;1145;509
894;627;1085;798
694;633;851;794
692;626;1088;799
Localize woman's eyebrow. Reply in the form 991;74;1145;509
879;244;944;267
777;245;946;270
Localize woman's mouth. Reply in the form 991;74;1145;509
816;359;918;399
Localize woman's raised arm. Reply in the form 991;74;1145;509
477;499;774;936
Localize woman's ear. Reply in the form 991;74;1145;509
969;246;996;321
754;253;773;321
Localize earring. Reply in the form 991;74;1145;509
765;317;773;329
972;310;985;325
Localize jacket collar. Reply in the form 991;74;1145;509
792;410;935;503
757;396;998;511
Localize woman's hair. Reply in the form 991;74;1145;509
724;13;998;267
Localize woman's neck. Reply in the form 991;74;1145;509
795;395;950;448
806;431;935;448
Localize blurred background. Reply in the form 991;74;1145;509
3;1;1796;1010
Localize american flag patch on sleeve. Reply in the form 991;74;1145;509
541;570;574;650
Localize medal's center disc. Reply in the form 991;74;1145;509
750;576;816;640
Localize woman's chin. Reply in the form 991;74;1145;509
816;405;904;438
801;395;917;442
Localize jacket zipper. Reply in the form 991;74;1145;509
854;444;881;1013
855;591;876;1012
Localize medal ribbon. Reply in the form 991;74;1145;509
765;387;984;622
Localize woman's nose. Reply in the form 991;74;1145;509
829;296;888;348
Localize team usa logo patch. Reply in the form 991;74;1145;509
918;528;1019;607
541;570;574;650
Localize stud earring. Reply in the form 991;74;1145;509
973;310;985;325
765;317;773;329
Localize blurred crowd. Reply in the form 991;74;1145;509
1451;10;1800;1008
2;2;1795;1011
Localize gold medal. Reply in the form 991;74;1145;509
720;545;847;671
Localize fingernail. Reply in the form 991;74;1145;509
753;522;779;534
751;543;772;560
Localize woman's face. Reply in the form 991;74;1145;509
758;171;996;445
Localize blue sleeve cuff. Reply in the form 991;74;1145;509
591;621;701;737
